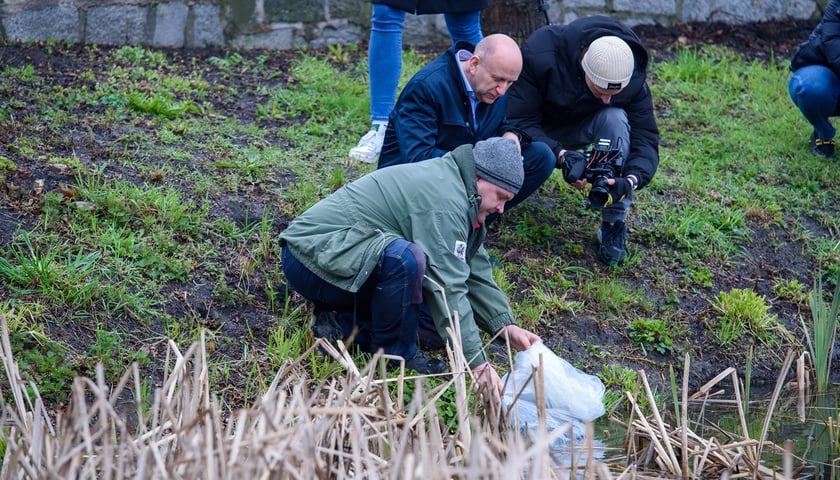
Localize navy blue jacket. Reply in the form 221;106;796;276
505;16;660;190
791;0;840;77
378;43;518;168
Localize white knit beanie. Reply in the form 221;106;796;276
581;36;634;90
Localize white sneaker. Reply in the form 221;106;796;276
349;123;387;164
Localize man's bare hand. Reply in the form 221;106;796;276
501;131;522;152
500;324;542;352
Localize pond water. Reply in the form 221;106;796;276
754;387;838;479
589;384;840;478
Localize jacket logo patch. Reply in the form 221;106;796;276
453;241;467;262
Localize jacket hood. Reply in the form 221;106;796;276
450;143;479;198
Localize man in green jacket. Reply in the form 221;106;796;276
279;137;540;400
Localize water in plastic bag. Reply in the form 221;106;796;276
501;341;606;445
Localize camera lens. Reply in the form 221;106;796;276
588;177;610;208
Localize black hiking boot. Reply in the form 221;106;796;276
309;311;344;354
811;131;836;158
596;221;628;266
392;350;448;374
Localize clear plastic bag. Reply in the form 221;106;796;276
501;341;606;444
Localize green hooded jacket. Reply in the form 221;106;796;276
278;144;515;366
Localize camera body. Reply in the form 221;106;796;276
561;138;623;208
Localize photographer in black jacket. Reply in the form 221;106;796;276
789;0;840;159
506;16;660;266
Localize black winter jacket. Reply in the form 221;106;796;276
372;0;487;14
506;16;660;190
791;0;840;78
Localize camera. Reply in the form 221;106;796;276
560;138;623;208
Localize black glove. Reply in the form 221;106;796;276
559;150;586;184
603;177;632;206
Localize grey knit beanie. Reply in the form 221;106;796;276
581;36;634;90
473;137;524;194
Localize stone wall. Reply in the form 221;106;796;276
0;0;824;50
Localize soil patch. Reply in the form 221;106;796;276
633;19;813;63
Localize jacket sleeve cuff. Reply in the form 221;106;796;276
485;312;514;337
464;313;513;369
625;169;649;190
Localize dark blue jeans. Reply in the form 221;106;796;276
282;239;433;360
789;64;840;140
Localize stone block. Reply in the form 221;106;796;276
682;0;817;23
562;0;606;8
615;0;675;15
784;0;818;20
2;3;81;42
0;0;54;17
153;2;189;47
304;20;364;48
265;0;323;24
681;0;709;22
752;1;775;21
86;5;148;46
623;16;657;27
221;0;258;35
328;0;369;25
188;3;225;47
403;14;448;46
233;25;297;49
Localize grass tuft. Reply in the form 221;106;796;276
803;276;839;392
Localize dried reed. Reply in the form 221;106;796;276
0;314;806;479
617;349;802;479
0;315;606;479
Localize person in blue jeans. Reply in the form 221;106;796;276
280;137;541;401
349;0;486;164
789;1;840;159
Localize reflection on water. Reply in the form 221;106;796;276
772;389;840;479
592;383;839;478
549;438;607;473
507;413;609;476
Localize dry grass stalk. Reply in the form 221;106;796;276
0;315;609;479
796;352;806;422
752;349;796;480
639;369;681;476
680;352;689;475
620;354;799;479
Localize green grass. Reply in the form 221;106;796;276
627;318;674;354
0;40;835;415
5;326;75;402
640;47;823;264
85;324;151;379
600;364;639;412
803;276;840;392
709;288;787;347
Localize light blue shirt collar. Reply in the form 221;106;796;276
457;49;480;130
